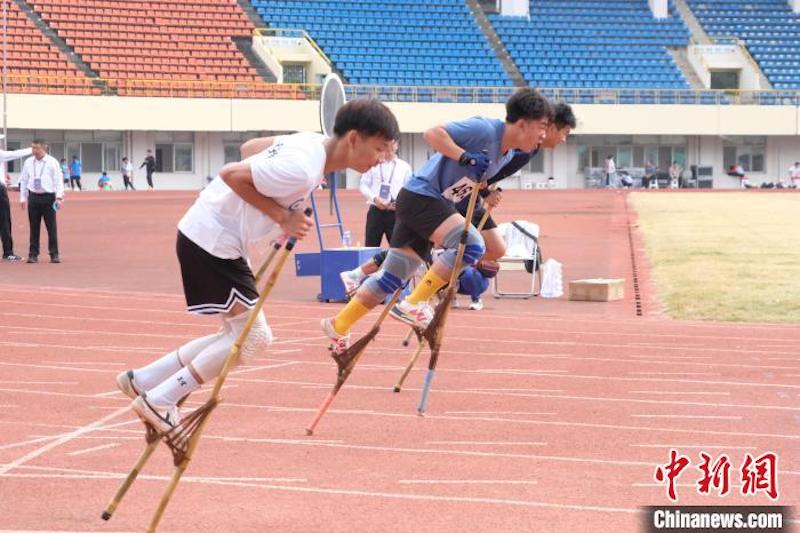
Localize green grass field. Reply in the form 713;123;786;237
629;192;800;323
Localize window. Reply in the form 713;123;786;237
6;141;21;173
283;64;307;84
155;144;174;173
174;143;193;172
224;143;240;164
527;152;544;173
723;137;766;172
82;143;103;172
104;144;120;172
617;146;632;168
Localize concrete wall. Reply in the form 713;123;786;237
4;93;800;190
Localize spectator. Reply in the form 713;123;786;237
69;155;82;191
19;139;64;263
455;259;499;311
121;157;135;191
358;139;412;247
604;155;616;187
59;158;69;188
643;160;656;188
140;149;156;190
0;140;33;261
669;161;683;188
98;171;112;191
788;161;800;189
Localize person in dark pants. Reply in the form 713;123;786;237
121;156;135;190
358;140;411;247
0;142;33;261
19;139;64;263
140;149;156;190
69;155;82;190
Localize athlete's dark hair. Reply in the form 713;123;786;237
505;88;552;123
334;98;400;141
552;102;577;129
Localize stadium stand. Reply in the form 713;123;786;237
251;0;513;88
686;0;800;89
3;0;96;95
488;0;691;89
27;0;295;98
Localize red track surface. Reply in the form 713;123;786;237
0;190;796;532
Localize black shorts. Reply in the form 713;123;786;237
390;188;458;259
176;231;259;315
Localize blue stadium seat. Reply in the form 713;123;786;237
686;0;800;89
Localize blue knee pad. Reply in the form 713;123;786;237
440;225;485;268
362;250;422;299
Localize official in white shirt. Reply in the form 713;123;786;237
19;139;64;263
0;138;33;261
358;140;412;246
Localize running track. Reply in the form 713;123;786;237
0;190;796;532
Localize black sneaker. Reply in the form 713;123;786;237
50;255;60;263
3;254;22;262
26;256;38;264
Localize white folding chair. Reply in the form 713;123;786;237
492;221;540;299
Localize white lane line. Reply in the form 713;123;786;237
220;401;800;441
0;361;129;375
445;411;557;417
230;361;301;375
13;464;308;483
631;444;757;450
466;387;564;393
0;380;78;385
93;390;124;398
628;372;720;376
631;415;742;420
0;404;18;408
222;375;800;413
0;406;130;475
42;361;123;366
628;390;731;396
426;441;547;447
0;387;127;400
0;419;139;452
66;443;120;456
1;465;635;514
398;479;537;485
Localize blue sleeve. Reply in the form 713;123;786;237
444;117;495;156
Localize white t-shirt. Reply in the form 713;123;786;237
789;165;800;180
178;132;326;259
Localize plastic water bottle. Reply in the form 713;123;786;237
342;230;352;248
52;201;60;211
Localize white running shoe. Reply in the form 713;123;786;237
468;298;484;311
115;370;140;400
390;300;434;329
339;269;361;297
131;396;181;435
321;317;351;354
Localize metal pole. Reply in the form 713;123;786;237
3;0;7;150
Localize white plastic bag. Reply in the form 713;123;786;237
539;258;563;298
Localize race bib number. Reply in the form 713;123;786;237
441;176;475;203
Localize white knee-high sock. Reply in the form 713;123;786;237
133;329;225;391
144;312;270;408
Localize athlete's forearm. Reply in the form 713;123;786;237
220;163;287;225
